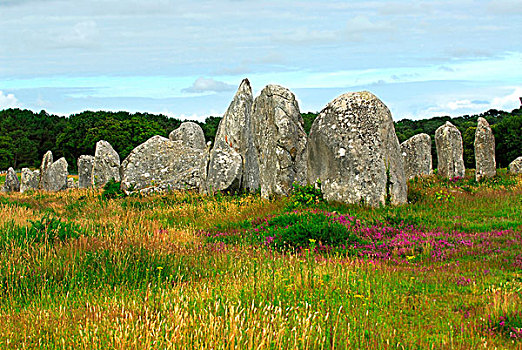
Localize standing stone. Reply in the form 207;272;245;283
435;121;465;179
308;91;407;207
474;117;496;181
92;140;120;188
120;135;207;193
20;168;40;193
207;78;257;193
401;133;433;180
2;167;20;192
509;156;522;174
39;150;54;189
206;143;243;193
78;155;94;189
169;122;206;150
39;151;68;191
41;157;68;191
251;85;307;198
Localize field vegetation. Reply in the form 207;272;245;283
0;171;521;348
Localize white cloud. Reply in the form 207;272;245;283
182;78;236;94
490;87;522;111
0;91;20;109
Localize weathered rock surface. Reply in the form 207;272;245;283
308;91;407;206
38;151;68;191
169;122;206;150
120;135;207;193
208;79;257;193
92;140;120;187
39;150;54;189
509;156;522;174
401;133;432;179
20;168;39;193
67;178;78;189
474;117;496;181
206;142;243;193
78;155;94;189
2;167;20;192
435;121;465;179
251;85;307;198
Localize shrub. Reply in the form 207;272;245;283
287;181;323;209
101;178;125;200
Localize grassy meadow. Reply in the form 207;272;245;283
0;171;521;349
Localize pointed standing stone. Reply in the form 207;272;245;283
169;122;206;150
308;91;407;206
474;117;496;181
2;167;20;192
20;168;40;193
435;121;465;179
92;140;120;188
39;150;54;189
401;133;433;180
251;84;307;198
207;78;257;193
78;155;94;189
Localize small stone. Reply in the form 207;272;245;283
169;122;206;149
67;178;78;189
2;167;20;192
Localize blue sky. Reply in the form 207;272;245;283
1;0;521;121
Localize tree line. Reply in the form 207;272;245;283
0;106;520;172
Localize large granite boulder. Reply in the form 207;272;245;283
206;142;243;193
2;167;20;192
20;168;40;193
77;155;94;189
474;117;496;181
39;151;68;191
39;153;68;192
509;156;522;174
435;121;465;179
92;140;120;188
207;79;258;193
120;135;207;193
400;133;432;180
251;85;307;198
169;122;206;150
308;91;407;207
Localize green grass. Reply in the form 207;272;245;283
0;172;520;348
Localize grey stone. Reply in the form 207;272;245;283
20;168;39;193
206;142;243;193
39;151;68;191
251;84;307;198
169;122;206;150
474;117;496;181
308;91;407;207
2;167;20;192
67;178;78;189
435;121;465;179
401;133;433;180
120;135;207;193
509;156;522;174
92;140;120;188
211;78;258;192
78;155;94;189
